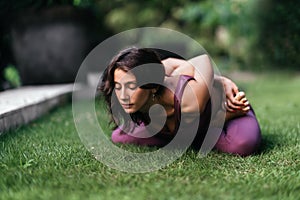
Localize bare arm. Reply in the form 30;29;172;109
162;57;194;77
162;55;213;87
162;55;214;113
162;56;248;112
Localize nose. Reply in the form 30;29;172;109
120;87;129;101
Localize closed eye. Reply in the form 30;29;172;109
114;83;121;90
114;82;137;90
127;82;137;90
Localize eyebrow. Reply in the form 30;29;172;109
114;81;137;85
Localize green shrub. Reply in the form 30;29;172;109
4;65;21;87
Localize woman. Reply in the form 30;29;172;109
100;47;261;156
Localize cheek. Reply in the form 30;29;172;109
132;90;150;102
114;90;121;99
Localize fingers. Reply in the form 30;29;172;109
225;91;244;111
232;85;239;96
225;98;237;112
225;101;250;113
225;91;250;112
221;77;250;113
235;91;246;100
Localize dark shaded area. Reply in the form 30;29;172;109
258;133;283;155
11;5;100;85
0;1;111;89
0;1;18;90
152;49;185;60
254;0;300;70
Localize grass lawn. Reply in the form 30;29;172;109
1;72;300;200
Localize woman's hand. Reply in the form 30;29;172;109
219;76;249;112
224;90;251;121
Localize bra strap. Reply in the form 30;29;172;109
173;75;195;131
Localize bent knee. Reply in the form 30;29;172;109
233;132;262;156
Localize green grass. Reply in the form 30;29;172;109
1;72;300;200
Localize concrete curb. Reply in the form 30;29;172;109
0;84;74;135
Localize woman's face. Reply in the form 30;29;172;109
114;68;151;113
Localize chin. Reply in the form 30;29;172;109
123;108;136;114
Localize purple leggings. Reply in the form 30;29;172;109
111;109;261;156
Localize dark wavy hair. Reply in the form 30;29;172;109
99;47;165;129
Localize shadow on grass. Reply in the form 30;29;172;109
0;126;25;142
258;133;282;155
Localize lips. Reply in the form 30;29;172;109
121;104;133;109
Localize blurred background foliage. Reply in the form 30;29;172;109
97;0;300;71
1;0;299;72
